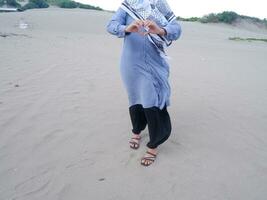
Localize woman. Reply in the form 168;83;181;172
106;0;181;166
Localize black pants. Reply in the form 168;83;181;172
129;104;172;149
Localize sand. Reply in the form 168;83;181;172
0;7;267;200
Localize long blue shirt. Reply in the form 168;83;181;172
106;7;181;110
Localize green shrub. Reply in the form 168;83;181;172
58;0;78;8
46;0;66;5
21;2;38;10
240;15;262;23
21;0;48;11
185;17;200;22
176;16;200;22
0;0;21;7
178;11;267;27
78;3;103;10
229;37;267;42
200;13;219;23
199;11;238;24
30;0;49;8
54;0;103;10
217;11;238;23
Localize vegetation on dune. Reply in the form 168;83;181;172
46;0;66;5
77;3;102;10
177;16;200;22
0;0;21;8
0;0;103;11
30;0;49;8
200;11;239;23
56;0;103;10
229;37;267;43
57;0;77;8
20;0;49;10
177;11;267;28
45;0;102;10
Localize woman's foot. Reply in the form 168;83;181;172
129;133;141;149
141;148;157;166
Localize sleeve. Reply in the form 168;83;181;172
162;19;182;41
106;8;128;38
156;0;182;41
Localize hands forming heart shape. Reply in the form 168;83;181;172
125;20;166;36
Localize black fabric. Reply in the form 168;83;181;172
129;104;172;149
129;104;147;134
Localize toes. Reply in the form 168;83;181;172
141;158;152;166
145;160;151;165
130;140;139;149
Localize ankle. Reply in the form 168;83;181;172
133;133;141;137
148;147;157;153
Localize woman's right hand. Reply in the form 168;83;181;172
125;20;145;34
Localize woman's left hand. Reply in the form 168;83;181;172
143;20;166;36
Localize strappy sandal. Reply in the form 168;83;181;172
129;136;141;149
141;151;157;166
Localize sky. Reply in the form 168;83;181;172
77;0;267;19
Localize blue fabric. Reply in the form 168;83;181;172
106;7;181;110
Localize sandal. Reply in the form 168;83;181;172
141;151;157;166
129;136;141;149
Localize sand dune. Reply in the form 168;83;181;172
0;8;267;200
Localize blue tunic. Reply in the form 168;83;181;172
106;7;181;110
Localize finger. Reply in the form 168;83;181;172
133;21;139;27
136;20;144;27
143;22;150;31
134;20;142;24
144;20;152;27
147;21;154;28
129;25;139;32
132;21;138;27
144;20;151;27
143;20;148;26
143;32;149;36
132;24;138;28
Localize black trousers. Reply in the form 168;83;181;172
129;104;172;149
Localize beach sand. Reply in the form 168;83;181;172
0;8;267;200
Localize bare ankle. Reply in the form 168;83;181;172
148;147;157;152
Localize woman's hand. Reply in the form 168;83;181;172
144;20;166;36
125;20;144;34
125;20;166;36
